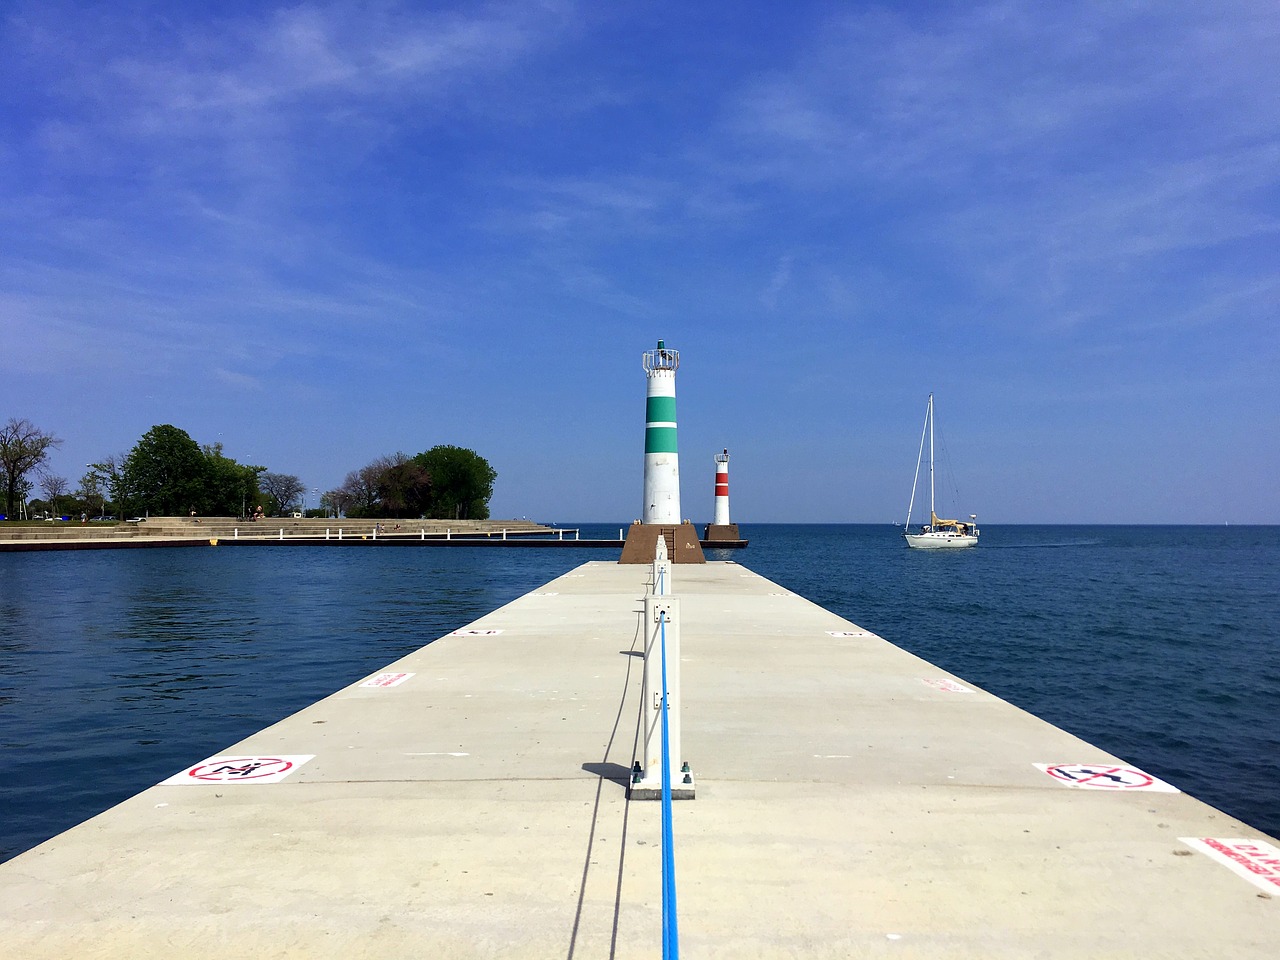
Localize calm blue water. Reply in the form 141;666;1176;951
1;525;1277;862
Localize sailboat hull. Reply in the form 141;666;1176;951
904;532;978;549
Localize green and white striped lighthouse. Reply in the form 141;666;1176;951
642;340;681;524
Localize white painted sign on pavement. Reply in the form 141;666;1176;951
163;755;314;785
922;678;973;693
1035;763;1179;792
1180;837;1280;894
360;672;414;688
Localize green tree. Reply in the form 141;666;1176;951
0;418;62;519
121;425;209;516
377;453;432;517
204;444;264;517
413;445;496;520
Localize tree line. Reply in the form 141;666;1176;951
0;418;496;521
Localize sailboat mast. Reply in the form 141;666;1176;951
905;396;930;528
928;393;935;521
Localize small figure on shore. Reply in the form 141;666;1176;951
80;512;87;524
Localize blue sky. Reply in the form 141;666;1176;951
2;1;1276;524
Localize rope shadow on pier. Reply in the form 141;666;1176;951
565;611;647;960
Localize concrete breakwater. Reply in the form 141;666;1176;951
0;516;565;551
0;559;1275;958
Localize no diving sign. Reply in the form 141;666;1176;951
163;755;314;785
1035;763;1178;792
922;678;973;693
360;672;414;688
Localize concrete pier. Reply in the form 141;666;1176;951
2;561;1276;958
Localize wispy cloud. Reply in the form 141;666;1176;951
0;2;583;380
710;2;1280;348
761;254;793;310
5;2;580;219
37;3;570;122
487;174;673;238
725;3;1278;183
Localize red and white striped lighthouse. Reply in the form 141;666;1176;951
702;448;741;544
712;449;731;526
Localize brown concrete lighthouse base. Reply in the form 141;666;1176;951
702;523;741;542
618;522;706;563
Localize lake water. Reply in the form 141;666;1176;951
2;524;1277;862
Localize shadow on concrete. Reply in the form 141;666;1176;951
565;614;644;960
581;761;632;784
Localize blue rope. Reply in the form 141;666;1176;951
659;610;679;959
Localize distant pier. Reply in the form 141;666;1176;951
0;559;1273;958
0;516;745;551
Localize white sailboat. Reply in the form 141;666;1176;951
903;394;979;549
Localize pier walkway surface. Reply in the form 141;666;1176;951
2;561;1276;958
